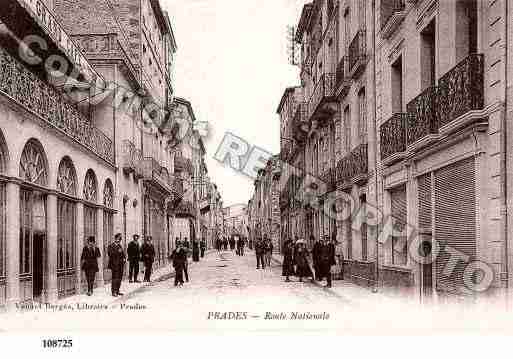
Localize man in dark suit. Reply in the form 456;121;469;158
312;236;322;281
108;233;126;297
81;236;101;296
319;236;336;288
141;236;156;282
255;238;265;269
170;241;187;286
127;234;141;283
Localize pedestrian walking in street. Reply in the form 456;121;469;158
127;234;141;283
141;236;156;282
229;236;236;251
255;238;265;269
223;237;228;251
200;238;207;258
170;242;187;287
282;238;295;282
81;236;101;296
183;237;190;282
312;235;322;281
264;237;273;268
108;233;126;297
318;236;336;288
294;240;313;282
192;239;200;262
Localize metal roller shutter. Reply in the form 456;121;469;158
418;174;432;230
390;185;407;265
434;157;476;296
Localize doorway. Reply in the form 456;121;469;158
20;189;47;302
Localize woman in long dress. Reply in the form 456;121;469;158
294;242;312;282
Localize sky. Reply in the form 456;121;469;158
161;0;305;207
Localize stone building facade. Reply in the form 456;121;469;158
278;0;512;303
0;0;220;307
248;156;281;253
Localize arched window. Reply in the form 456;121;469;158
83;170;98;247
102;179;114;283
19;139;48;186
83;169;98;203
103;179;114;208
57;157;77;196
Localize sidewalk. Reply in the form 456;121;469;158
58;250;216;306
271;254;406;308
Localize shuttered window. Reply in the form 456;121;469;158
434;157;476;296
418;173;432;230
390;185;407;266
361;195;368;261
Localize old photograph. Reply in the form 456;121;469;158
0;0;512;342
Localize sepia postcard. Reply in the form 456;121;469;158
0;0;512;353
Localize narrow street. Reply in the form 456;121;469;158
2;251;360;332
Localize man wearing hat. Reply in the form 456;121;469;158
81;236;101;296
108;233;126;296
127;234;141;283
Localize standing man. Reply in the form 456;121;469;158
255;238;265;269
170;242;187;287
81;236;101;296
319;236;336;288
200;238;207;258
192;239;200;262
108;233;126;297
264;237;273;268
127;234;141;283
312;235;322;281
141;236;156;282
183;237;190;282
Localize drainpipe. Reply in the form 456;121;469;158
371;0;380;293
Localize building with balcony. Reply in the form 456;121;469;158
248;156;281;253
282;0;377;281
375;0;511;303
0;0;221;308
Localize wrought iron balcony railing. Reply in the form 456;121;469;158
143;157;173;194
174;154;193;175
175;200;195;218
336;56;351;98
293;102;308;142
336;143;368;186
348;29;367;78
380;113;408;161
0;47;114;164
320;167;336;193
122;140;144;178
380;54;484;163
308;73;337;121
437;53;484;128
406;86;438;145
380;0;406;38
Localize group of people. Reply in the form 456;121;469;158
80;233;156;297
215;236;247;256
80;233;208;296
254;237;274;269
281;235;337;288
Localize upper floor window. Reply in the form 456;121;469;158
343;105;351;153
391;56;403;113
358;88;367;143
